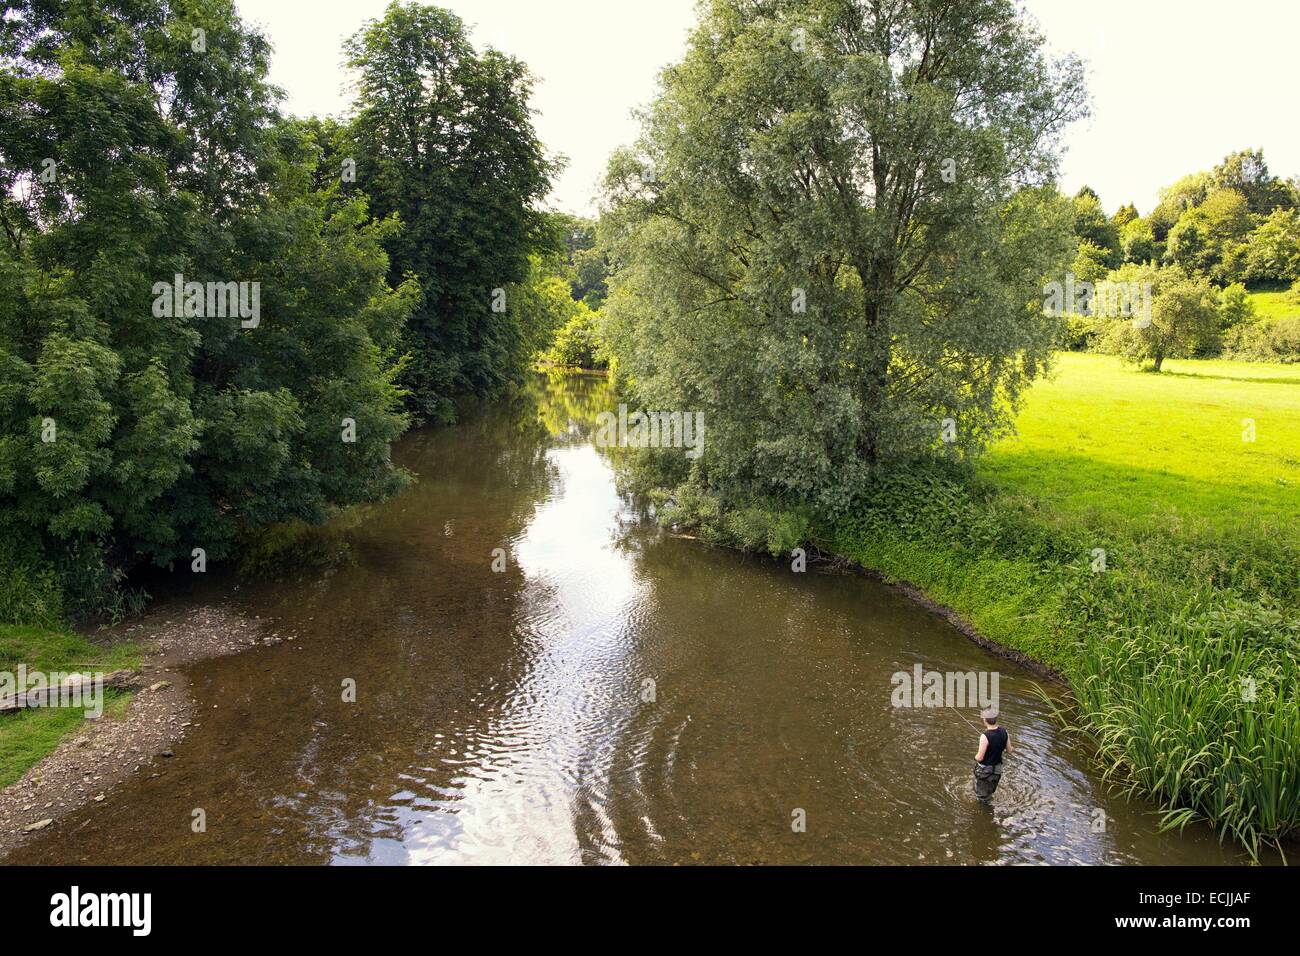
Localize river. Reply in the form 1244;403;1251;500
5;373;1258;865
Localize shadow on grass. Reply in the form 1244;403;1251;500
1158;370;1300;386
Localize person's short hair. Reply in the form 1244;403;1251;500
980;708;999;723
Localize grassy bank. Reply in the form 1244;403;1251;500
0;624;141;788
657;352;1298;858
827;353;1299;859
1248;289;1300;324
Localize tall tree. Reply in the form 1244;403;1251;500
1072;188;1120;267
1212;149;1295;216
344;2;556;422
603;0;1085;512
1112;202;1139;229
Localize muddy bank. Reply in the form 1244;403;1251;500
0;605;278;859
855;567;1069;686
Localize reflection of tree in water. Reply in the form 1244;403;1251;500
531;369;618;445
9;376;611;865
293;374;636;862
532;370;691;524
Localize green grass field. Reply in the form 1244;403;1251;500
0;624;141;788
983;352;1300;528
1247;289;1300;323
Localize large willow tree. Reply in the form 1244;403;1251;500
603;0;1086;514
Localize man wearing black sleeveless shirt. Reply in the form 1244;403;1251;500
973;708;1011;801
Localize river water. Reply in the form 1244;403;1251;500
6;373;1258;865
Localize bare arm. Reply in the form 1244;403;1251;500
975;733;988;762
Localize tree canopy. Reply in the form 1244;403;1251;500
0;3;437;614
343;2;556;423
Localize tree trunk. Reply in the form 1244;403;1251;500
858;267;892;467
0;670;139;714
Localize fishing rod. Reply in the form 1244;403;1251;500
945;704;982;733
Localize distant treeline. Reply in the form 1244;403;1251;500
1063;150;1300;366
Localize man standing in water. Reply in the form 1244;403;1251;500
973;708;1011;801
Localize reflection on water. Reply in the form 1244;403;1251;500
5;373;1263;865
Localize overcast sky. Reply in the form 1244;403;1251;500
233;0;1300;218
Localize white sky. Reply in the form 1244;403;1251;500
234;0;1300;218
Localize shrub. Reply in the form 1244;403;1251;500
1064;314;1100;351
546;306;607;369
0;558;64;629
1222;317;1300;362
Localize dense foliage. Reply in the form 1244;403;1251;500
590;0;1299;857
602;0;1085;515
0;0;552;618
1065;150;1300;366
342;3;556;422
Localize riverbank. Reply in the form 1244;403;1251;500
0;370;1282;865
664;468;1298;861
651;354;1300;860
828;477;1295;854
0;606;278;857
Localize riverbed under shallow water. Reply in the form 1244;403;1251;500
5;373;1265;865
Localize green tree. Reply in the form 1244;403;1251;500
509;253;587;361
602;0;1085;513
1216;282;1256;331
1212;148;1295;216
543;212;610;308
1072;240;1112;284
1103;265;1218;371
343;2;556;423
546;304;607;369
1;0;412;614
1111;202;1139;230
1165;187;1253;283
1120;216;1161;264
1149;172;1211;241
1241;208;1300;284
1072;188;1120;266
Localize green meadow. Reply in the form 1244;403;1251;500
983;352;1300;528
1247;289;1300;324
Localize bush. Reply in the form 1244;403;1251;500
1222;317;1300;362
656;481;810;558
1064;314;1100;351
0;558;64;629
545;306;607;369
